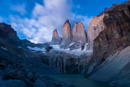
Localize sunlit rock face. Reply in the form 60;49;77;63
87;2;130;80
70;22;87;50
87;14;105;49
60;20;72;48
51;29;61;45
92;3;130;65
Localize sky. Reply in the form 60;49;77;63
0;0;128;43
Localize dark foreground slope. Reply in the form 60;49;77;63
0;23;78;87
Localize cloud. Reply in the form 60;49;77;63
71;14;92;29
10;0;92;43
11;4;26;15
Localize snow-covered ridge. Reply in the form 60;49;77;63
51;43;93;56
27;46;46;53
27;43;93;56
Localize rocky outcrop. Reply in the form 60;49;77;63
48;21;91;74
0;23;78;87
51;29;61;45
0;23;20;45
47;51;92;74
60;20;72;48
50;20;88;50
70;22;87;50
87;14;105;48
88;2;130;86
0;23;19;40
89;46;130;82
92;3;130;66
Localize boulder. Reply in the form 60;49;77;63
34;79;47;87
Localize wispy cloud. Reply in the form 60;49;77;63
0;17;3;22
10;0;92;43
11;4;26;15
71;14;92;29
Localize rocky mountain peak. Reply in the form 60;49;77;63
51;29;61;45
69;22;87;50
0;23;15;33
52;29;59;38
0;23;19;40
87;13;105;48
63;20;70;27
60;20;72;48
72;22;87;44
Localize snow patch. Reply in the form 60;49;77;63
50;43;93;56
27;46;46;53
69;43;74;46
27;43;93;56
1;47;8;51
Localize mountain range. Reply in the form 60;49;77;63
0;1;130;87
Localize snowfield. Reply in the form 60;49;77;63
27;46;46;53
27;43;93;56
50;43;93;56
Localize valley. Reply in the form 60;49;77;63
0;1;130;87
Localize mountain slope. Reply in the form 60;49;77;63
87;1;130;87
0;23;78;87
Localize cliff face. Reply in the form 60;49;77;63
51;29;61;45
0;23;20;43
87;14;105;48
92;3;130;65
72;22;87;44
60;20;72;48
56;20;88;50
47;51;91;74
88;2;130;86
89;46;130;82
70;22;87;50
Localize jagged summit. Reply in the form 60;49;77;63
63;20;70;27
72;22;87;44
60;20;72;48
87;13;104;49
70;22;87;50
51;20;88;50
0;23;19;41
51;29;61;45
52;29;59;38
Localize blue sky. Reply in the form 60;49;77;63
0;0;128;43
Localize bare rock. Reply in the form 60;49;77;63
92;3;130;66
60;20;72;48
87;13;105;48
70;22;87;50
51;29;62;45
34;79;47;87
